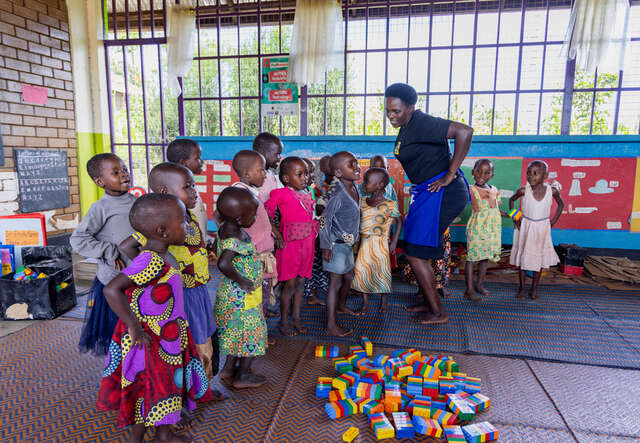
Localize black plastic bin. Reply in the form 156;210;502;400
557;243;587;267
0;246;76;320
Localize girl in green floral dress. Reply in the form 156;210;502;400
464;159;507;302
215;187;268;389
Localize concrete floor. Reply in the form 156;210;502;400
0;319;37;337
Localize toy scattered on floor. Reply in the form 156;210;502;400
412;415;442;438
316;338;496;441
463;421;499;442
315;345;339;358
342;426;359;442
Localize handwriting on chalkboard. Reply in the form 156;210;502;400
14;149;70;213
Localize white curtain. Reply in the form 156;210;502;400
288;0;344;85
166;5;196;96
562;0;631;73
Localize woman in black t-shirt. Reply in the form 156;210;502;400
385;83;472;325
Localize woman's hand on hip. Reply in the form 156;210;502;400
428;171;456;192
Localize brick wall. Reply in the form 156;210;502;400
0;0;78;235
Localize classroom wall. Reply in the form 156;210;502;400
0;0;79;234
191;135;640;251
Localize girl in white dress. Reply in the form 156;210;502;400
509;160;565;299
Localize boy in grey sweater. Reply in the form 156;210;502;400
70;153;136;355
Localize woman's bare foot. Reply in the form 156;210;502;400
414;312;449;325
516;287;527;298
404;302;429;312
326;325;353;337
292;317;307;333
379;298;389;313
464;290;482;302
279;322;296;337
232;372;267;389
528;289;538;299
474;284;489;296
307;295;326;306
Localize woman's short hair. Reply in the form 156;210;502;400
384;83;417;106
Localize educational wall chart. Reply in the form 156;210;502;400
260;57;299;116
14;148;70;213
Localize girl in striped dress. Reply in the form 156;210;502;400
351;168;402;313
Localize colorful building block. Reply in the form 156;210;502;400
348;345;367;357
358;398;384;416
431;409;458;426
324;399;358;420
462;421;499;442
315;345;339;358
361;336;373;356
329;389;351;402
430;398;447;411
332;371;359;391
413;361;442;379
444;425;467;442
412;416;442;438
369;412;395;440
362;367;385;384
384;358;404;377
406;375;423;397
445;360;460;373
373;355;389;367
439;376;456;395
384;381;402;413
408;395;431;418
342;426;359;442
446;393;475;421
465;376;482;394
402;349;422;365
465;393;490;412
392;412;415;439
396;363;413;379
354;381;383;400
316;377;333;398
332;358;353;374
452;372;467;391
423;378;439;397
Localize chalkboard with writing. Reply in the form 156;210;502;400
14;148;70;213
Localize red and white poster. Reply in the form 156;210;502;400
523;158;636;231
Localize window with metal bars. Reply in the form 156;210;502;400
103;0;640;187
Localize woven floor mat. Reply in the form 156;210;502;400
527;360;640;439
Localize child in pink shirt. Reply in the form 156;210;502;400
265;157;316;336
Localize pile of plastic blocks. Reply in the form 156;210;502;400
315;337;498;441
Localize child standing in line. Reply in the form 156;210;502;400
302;158;328;307
465;159;507;302
253;132;283;204
97;194;212;442
230;150;277;346
359;155;398;202
166;139;208;239
215;187;268;389
319;151;362;337
351;168;402;313
120;163;221;402
509;160;564;299
265;157;316;336
316;155;337;215
71;153;136;356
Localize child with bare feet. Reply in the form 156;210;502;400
230;150;278;345
264;157;316;336
215;187;268;389
464;159;507;302
319;151;362;337
302;158;328;307
351;168;402;313
509;160;564;299
97;194;212;443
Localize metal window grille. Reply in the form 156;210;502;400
103;0;640;186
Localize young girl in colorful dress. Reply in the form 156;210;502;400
265;157;316;336
509;160;564;299
215;187;268;389
120;163;220;401
465;159;507;302
98;193;212;443
351;168;402;313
